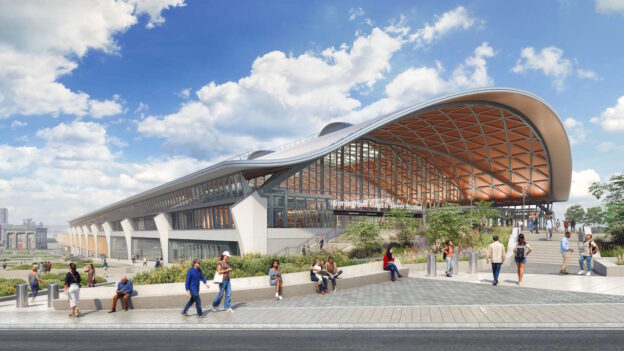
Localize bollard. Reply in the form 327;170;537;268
16;284;28;308
426;254;437;277
452;253;459;276
468;252;478;274
48;283;59;308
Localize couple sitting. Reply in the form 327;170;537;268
310;256;342;294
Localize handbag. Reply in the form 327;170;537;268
213;269;223;284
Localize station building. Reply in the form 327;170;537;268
62;88;572;264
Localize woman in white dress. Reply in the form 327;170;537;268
64;263;81;317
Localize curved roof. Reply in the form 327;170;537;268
70;88;571;224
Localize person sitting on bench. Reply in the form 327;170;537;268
310;259;329;295
109;276;133;312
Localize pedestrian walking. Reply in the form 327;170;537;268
564;218;569;232
570;220;577;232
87;264;96;287
64;263;81;317
486;235;505;285
155;258;162;269
2;259;6;270
546;216;554;241
560;231;574;275
578;234;598;276
319;238;325;252
182;258;209;317
383;247;402;281
513;234;532;286
143;257;147;267
212;251;233;313
102;259;108;277
556;219;561;232
442;240;454;277
28;265;40;303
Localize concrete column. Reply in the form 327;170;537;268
154;213;171;265
231;190;268;255
82;225;90;257
90;224;99;259
76;226;83;257
69;227;75;255
120;218;133;264
102;222;112;259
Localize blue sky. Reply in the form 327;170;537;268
0;0;623;225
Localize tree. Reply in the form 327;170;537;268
584;206;604;227
383;208;418;246
590;174;624;230
469;201;502;229
343;221;382;257
565;205;585;223
424;205;471;249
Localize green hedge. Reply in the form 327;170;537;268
0;278;26;297
35;273;107;290
10;260;102;271
133;253;359;285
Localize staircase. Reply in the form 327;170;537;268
519;231;605;265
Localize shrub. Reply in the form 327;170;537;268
132;253;359;285
0;278;27;297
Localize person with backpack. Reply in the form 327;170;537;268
442;240;454;277
578;234;598;276
513;234;532;286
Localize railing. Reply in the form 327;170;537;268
225;132;319;161
274;227;344;256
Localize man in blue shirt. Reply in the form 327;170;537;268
109;276;133;312
560;231;574;275
546;216;554;241
182;258;209;317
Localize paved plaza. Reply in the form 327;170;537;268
3;277;624;329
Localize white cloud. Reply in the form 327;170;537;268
570;169;601;199
576;68;600;80
138;27;403;157
596;0;624;14
512;47;573;91
348;42;496;123
0;119;207;224
591;96;624;131
511;46;598;91
0;1;180;119
178;88;191;99
348;7;365;21
564;117;587;145
88;95;124;118
10;120;27;129
596;141;624;152
409;6;476;46
129;0;186;28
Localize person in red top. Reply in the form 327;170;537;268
564;219;569;232
383;247;402;281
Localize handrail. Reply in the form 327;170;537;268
274;227;343;256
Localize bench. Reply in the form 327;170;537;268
52;261;409;310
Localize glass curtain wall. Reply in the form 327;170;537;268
111;236;128;259
168;239;240;262
110;221;123;232
170;205;234;230
133;216;157;231
131;238;162;260
268;139;462;228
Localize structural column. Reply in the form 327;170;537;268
102;222;112;259
154;213;171;265
231;190;268;255
76;226;83;257
69;227;75;255
82;225;90;257
120;218;133;264
90;224;99;259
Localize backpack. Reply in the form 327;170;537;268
442;251;447;260
515;245;526;261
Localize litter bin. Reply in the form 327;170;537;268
468;252;478;274
426;254;437;277
48;283;59;308
16;284;28;308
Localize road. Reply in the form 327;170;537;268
0;330;622;350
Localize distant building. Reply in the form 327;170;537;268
4;220;48;250
0;208;7;225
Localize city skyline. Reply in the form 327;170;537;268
1;1;623;223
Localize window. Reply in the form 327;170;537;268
170;206;234;230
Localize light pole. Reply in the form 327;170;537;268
521;185;527;231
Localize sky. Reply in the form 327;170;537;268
1;0;623;226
